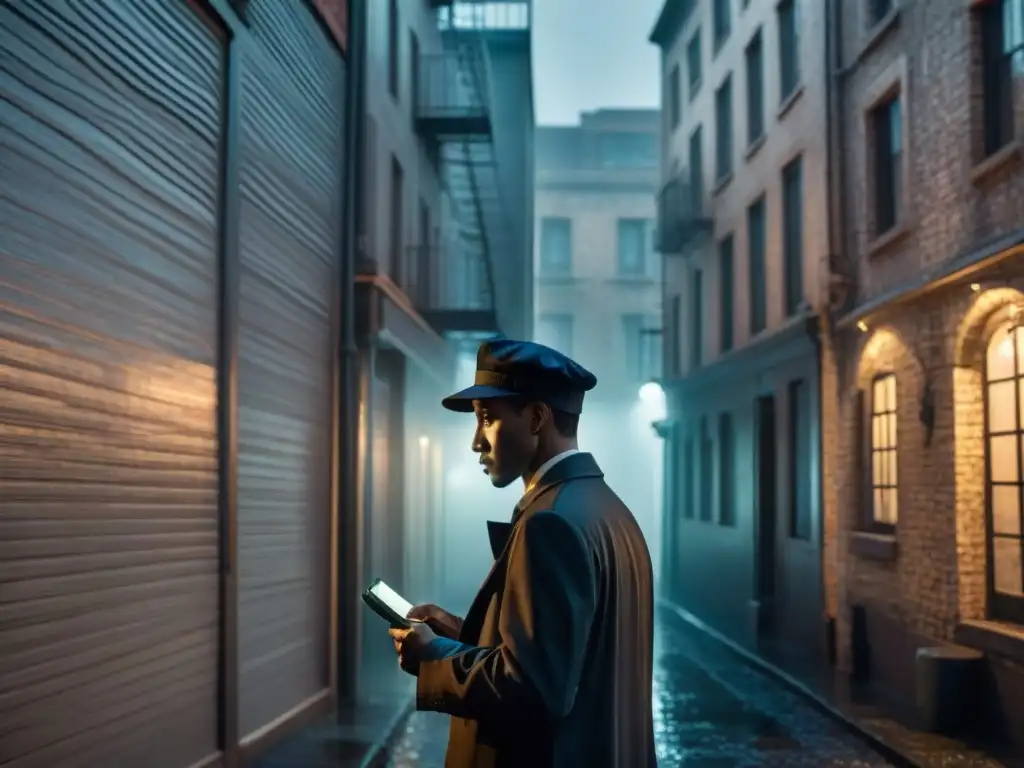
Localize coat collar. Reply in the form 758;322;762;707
486;452;604;559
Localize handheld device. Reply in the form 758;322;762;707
362;578;417;629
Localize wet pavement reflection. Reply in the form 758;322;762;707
383;608;896;767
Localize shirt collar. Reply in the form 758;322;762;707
524;448;579;495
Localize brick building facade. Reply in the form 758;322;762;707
826;0;1024;749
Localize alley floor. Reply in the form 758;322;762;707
379;607;898;767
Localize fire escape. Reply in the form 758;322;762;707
414;2;523;337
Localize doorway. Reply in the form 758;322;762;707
755;394;778;636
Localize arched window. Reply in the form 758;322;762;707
985;321;1024;623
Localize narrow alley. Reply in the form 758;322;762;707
378;609;900;768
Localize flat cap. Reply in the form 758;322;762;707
442;339;598;415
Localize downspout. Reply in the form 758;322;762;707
821;0;844;666
337;0;367;708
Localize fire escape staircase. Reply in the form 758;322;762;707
416;15;507;337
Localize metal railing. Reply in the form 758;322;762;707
417;52;490;122
403;244;494;316
437;1;530;31
656;172;711;254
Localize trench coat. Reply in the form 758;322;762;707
415;452;657;768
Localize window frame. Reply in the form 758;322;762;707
699;417;713;522
718;411;736;526
978;0;1023;157
616;218;648;277
713;0;732;51
718;235;734;353
777;0;801;102
687;28;703;100
745;28;765;145
669;64;682;129
867;372;899;533
747;196;767;335
388;0;400;99
715;74;734;181
782;155;804;316
871;93;902;236
690;267;704;370
539;217;573;276
983;322;1024;623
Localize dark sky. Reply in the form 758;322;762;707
532;0;663;125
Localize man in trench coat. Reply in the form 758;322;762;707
389;339;656;768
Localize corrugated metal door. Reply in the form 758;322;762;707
0;2;224;766
235;0;341;739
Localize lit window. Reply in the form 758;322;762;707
870;373;898;526
985;321;1024;610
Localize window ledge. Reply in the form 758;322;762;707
954;620;1024;664
851;530;898;562
745;134;767;162
970;140;1022;187
777;84;804;121
865;221;911;259
712;171;734;196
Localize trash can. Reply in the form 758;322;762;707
914;644;984;736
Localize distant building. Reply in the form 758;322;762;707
534;108;664;574
827;0;1024;750
650;0;831;657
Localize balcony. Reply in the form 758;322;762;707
403;245;499;335
417;52;491;138
656;173;712;254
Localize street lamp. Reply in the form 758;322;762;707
638;380;666;422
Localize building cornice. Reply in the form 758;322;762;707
648;0;696;49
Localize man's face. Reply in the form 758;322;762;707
471;398;538;488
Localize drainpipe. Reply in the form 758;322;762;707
337;0;367;708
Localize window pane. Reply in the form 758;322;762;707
987;326;1016;381
872;451;882;487
991;434;1021;482
873;376;888;411
873;488;883;520
887;450;898;487
1017;326;1024;373
993;484;1022;534
989;380;1018;433
885;488;898;525
876;487;897;525
885;374;896;410
888;413;897;448
872;416;882;452
993;536;1023;595
1019;378;1024;430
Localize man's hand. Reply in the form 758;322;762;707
407;603;463;639
389;621;438;675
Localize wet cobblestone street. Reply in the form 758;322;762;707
382;608;897;767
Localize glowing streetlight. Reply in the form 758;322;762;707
418;435;430;449
638;381;666;421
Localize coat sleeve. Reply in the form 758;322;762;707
415;511;597;723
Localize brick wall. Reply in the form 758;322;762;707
829;0;1024;671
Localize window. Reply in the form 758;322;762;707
537;313;574;356
745;29;765;143
718;412;736;526
719;236;734;352
669;65;682;129
777;0;800;101
410;31;420;125
699;417;713;521
869;0;892;25
617;218;648;276
388;0;399;99
683;435;695;519
870;373;898;528
979;0;1024;157
788;379;811;540
361;114;377;261
687;30;703;99
782;156;804;316
690;268;703;369
689;126;705;209
871;95;902;235
715;75;733;181
747;197;767;334
390;155;404;285
622;314;659;381
598;132;659;169
670;294;682;376
539;217;572;276
984;322;1024;620
713;0;732;49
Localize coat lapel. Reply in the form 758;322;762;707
461;453;605;643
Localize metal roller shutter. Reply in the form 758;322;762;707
0;1;224;766
236;0;340;738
